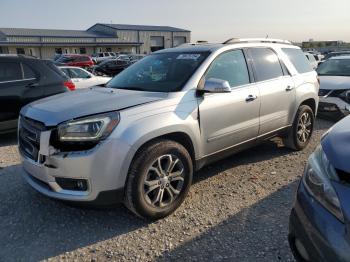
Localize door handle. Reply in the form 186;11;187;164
286;86;294;91
245;95;257;102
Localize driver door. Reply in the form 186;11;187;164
198;49;260;156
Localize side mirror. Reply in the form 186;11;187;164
199;78;231;93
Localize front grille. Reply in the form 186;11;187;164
19;116;46;161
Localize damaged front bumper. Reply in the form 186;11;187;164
318;96;350;121
19;117;133;205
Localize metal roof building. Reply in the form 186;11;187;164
0;23;191;59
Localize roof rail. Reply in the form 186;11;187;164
223;38;292;45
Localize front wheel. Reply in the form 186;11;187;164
283;105;314;151
124;140;193;220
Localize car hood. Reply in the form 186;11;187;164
322;116;350;173
319;75;350;90
21;87;168;126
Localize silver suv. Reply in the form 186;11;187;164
19;38;319;219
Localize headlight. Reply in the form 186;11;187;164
338;90;350;103
58;112;120;142
303;145;344;222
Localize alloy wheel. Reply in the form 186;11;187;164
297;112;312;143
143;154;185;208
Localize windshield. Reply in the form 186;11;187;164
317;59;350;76
106;52;209;92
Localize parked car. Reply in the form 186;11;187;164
59;66;111;89
128;54;146;63
304;52;318;69
317;56;350;121
289;116;350;262
324;51;350;61
54;54;94;69
92;58;132;76
53;54;63;61
0;55;73;133
19;39;318;219
91;52;117;64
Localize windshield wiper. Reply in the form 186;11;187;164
110;86;146;91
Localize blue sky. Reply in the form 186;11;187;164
0;0;349;42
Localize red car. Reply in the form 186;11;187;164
54;54;94;68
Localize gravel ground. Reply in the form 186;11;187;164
0;118;333;262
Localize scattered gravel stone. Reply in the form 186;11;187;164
0;119;332;261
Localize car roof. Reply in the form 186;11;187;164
62;54;90;57
156;41;298;54
58;66;86;69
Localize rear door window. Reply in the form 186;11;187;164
249;48;284;81
205;49;250;88
282;48;313;74
0;62;22;82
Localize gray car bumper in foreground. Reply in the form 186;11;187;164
289;181;350;262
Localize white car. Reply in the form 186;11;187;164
304;52;318;70
91;52;117;64
59;66;111;89
317;55;350;120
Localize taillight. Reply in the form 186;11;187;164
63;80;76;91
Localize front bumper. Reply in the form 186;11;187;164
21;130;134;205
289;181;350;262
318;97;350;120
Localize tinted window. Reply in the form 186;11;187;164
282;48;313;74
107;52;208;92
60;68;71;78
250;48;284;81
205;50;250;87
0;62;22;82
45;61;67;79
70;68;91;79
22;63;36;79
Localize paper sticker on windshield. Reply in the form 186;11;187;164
176;54;201;60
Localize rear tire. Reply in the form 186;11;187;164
283;105;314;151
124;139;193;220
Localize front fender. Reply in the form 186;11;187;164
120;111;202;159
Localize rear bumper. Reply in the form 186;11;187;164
289;181;350;262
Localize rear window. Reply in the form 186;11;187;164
282;48;313;74
45;61;68;80
0;62;22;82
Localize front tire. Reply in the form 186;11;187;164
284;105;314;151
124;139;193;220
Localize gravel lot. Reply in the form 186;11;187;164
0;118;333;262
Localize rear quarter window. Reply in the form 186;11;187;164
45;61;68;80
282;48;313;74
